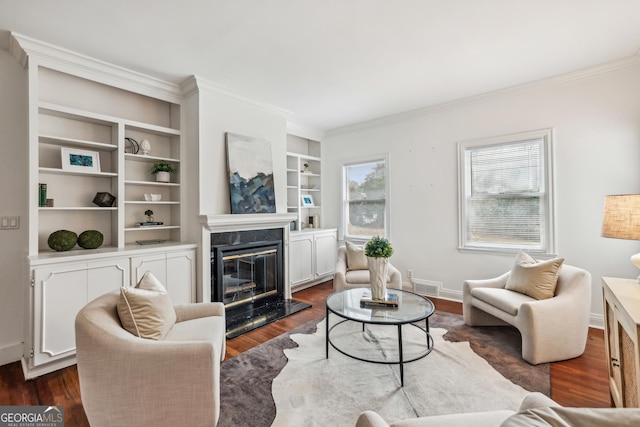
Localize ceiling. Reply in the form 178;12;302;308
2;0;640;131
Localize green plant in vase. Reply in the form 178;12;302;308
364;236;394;300
364;236;394;258
150;162;176;183
144;209;154;222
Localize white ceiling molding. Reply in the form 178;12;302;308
286;122;325;142
9;32;182;104
189;75;292;119
326;54;640;137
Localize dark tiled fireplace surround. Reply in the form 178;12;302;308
203;214;310;338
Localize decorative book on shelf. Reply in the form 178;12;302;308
360;293;399;308
136;221;164;227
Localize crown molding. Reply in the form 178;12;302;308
286;122;325;141
9;32;183;104
187;75;292;119
327;54;640;137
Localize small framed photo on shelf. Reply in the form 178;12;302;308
300;195;315;207
61;147;101;173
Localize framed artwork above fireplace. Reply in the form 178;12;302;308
225;132;277;214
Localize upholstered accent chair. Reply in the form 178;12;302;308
334;245;402;292
75;291;226;427
463;262;591;365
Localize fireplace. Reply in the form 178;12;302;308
208;222;310;338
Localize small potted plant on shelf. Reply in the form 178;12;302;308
364;236;394;300
144;209;154;222
150;162;176;183
302;163;310;173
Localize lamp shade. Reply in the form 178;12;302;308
602;194;640;240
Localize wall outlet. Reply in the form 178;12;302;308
407;269;413;279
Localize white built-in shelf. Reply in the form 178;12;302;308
125;201;180;205
39;167;117;178
286;152;321;162
124;153;180;163
300;172;320;177
39;102;118;126
125;180;180;187
40;102;181;137
39;207;117;211
124;225;181;232
39;135;118;151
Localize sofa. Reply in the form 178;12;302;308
75;290;226;427
463;255;591;364
334;245;402;292
356;392;640;427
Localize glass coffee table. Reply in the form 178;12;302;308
325;287;435;386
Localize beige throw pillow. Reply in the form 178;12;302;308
345;241;368;271
506;251;564;300
117;272;176;340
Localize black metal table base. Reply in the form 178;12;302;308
325;308;434;386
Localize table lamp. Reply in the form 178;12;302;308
602;194;640;282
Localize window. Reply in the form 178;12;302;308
342;156;389;242
458;129;555;254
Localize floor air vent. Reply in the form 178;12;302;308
412;279;442;297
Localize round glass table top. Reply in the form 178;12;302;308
326;288;434;325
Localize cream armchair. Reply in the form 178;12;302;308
334;246;402;292
75;291;226;427
463;264;591;365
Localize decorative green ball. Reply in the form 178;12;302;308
78;230;104;250
47;230;78;252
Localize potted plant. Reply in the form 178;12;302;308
302;163;310;173
150;161;176;183
144;209;154;222
364;236;394;300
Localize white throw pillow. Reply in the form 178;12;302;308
505;251;564;300
345;241;368;271
117;272;176;340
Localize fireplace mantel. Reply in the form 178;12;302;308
200;213;297;233
198;213;297;304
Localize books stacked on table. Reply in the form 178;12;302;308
360;293;399;308
136;221;164;227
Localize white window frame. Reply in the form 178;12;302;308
457;129;556;255
340;154;390;244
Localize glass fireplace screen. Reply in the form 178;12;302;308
221;247;278;307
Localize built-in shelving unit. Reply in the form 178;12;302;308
31;70;183;255
13;32;194;379
286;134;322;230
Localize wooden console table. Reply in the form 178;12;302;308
602;277;640;407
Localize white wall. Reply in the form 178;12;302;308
323;61;640;325
0;48;28;364
181;77;289;302
190;79;288;216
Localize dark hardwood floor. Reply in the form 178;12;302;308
0;280;610;426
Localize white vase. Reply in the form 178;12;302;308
155;171;170;183
367;257;389;300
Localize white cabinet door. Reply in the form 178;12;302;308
290;236;314;285
130;250;196;304
314;232;337;278
87;257;130;301
33;264;87;366
130;253;167;285
166;250;196;304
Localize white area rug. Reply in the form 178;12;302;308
271;319;529;427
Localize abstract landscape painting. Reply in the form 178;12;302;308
226;133;276;214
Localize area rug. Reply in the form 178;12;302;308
218;311;549;427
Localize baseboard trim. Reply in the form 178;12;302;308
0;342;23;368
